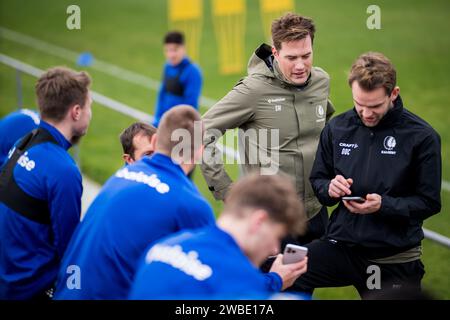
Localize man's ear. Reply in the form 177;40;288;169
271;46;278;58
150;133;157;151
390;86;400;102
122;154;134;165
71;104;82;121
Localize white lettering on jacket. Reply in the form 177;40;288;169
146;244;213;281
115;167;170;194
17;151;36;171
267;97;286;104
339;142;359;149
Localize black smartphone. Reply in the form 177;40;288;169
342;196;365;203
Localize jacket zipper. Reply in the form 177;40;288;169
363;130;375;190
356;129;375;242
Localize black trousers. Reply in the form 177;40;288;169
261;206;329;272
291;239;426;299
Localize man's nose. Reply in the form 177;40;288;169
294;60;305;70
363;108;374;118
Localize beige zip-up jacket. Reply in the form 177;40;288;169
201;44;334;219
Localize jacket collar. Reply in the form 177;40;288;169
39;120;72;150
142;152;186;177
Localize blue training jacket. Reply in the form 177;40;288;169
0;121;82;299
129;225;284;300
0;109;40;166
54;153;215;300
153;57;202;127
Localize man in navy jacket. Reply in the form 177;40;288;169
0;67;92;300
293;52;441;298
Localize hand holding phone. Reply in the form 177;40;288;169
282;244;308;264
342;196;366;203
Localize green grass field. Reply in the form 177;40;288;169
0;0;449;299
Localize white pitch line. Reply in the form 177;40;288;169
0;53;153;123
423;228;450;248
0;26;217;108
81;175;101;219
442;180;450;192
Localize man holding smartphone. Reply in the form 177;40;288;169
129;174;309;299
291;52;441;298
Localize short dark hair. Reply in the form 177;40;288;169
164;31;184;45
35;67;91;122
271;13;315;50
156;105;201;160
120;122;157;157
223;173;306;235
348;52;397;95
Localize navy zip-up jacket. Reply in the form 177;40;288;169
310;96;441;258
0;121;81;299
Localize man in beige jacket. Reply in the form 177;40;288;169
201;13;334;245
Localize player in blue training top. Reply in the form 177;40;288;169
0;108;40;166
152;31;202;128
54;105;215;300
0;67;92;300
129;174;310;300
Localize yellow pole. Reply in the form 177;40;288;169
212;0;246;75
168;0;203;62
259;0;295;42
